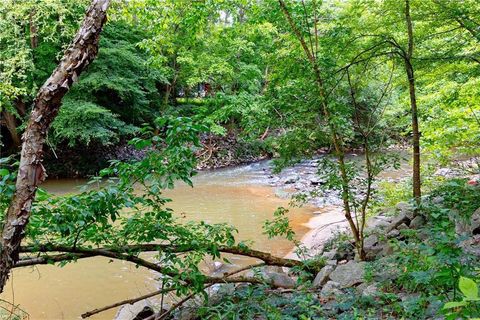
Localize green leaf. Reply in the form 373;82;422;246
443;301;467;309
459;277;479;300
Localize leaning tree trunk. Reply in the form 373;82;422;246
0;0;110;292
1;111;21;149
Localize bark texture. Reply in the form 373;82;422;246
0;0;110;292
404;0;422;204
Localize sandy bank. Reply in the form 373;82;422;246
286;206;349;260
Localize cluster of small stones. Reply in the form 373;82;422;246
308;197;480;319
264;156;408;207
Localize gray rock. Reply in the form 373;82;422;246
396;201;411;211
329;260;366;288
364;235;378;248
133;306;155;320
207;283;236;305
431;196;444;205
210;261;224;272
373;261;398;282
410;215;425;229
359;283;379;297
426;298;443;318
265;266;285;273
322;250;337;260
284;175;299;184
459;235;480;257
387;229;400;238
472;208;480;233
364;219;390;234
365;244;383;258
434;168;457;178
274;188;291;199
397;223;408;230
381;242;394;256
174;283;237;319
313;265;335;288
453;208;480;236
387;212;410;232
320;281;342;297
116;301;160;320
396;201;415;219
267;272;296;288
326;259;338;266
310;177;325;186
322;300;339;314
399;292;421;303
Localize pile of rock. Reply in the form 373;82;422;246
361;201;426;259
311;200;480;305
265;156;409;208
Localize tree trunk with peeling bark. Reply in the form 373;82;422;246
0;0;110;293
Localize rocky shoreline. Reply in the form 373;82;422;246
117;156;480;319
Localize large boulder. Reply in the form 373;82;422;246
133;307;154;320
471;208;480;234
329;261;366;288
322;250;337;260
313;265;335;288
365;216;391;234
396;201;415;219
116;301;164;320
363;235;378;248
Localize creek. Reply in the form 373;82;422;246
2;155;410;319
2;161;318;319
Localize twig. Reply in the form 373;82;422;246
80;286;177;318
148;263;265;320
82;263;265;319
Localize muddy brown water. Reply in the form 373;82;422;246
1;162;318;319
2;154;412;319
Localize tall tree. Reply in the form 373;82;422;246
403;0;422;204
0;0;88;150
0;0;110;292
277;0;365;259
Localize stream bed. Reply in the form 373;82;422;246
2;162;318;319
2;155;411;319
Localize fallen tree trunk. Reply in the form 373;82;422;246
18;243;303;269
0;0;111;292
